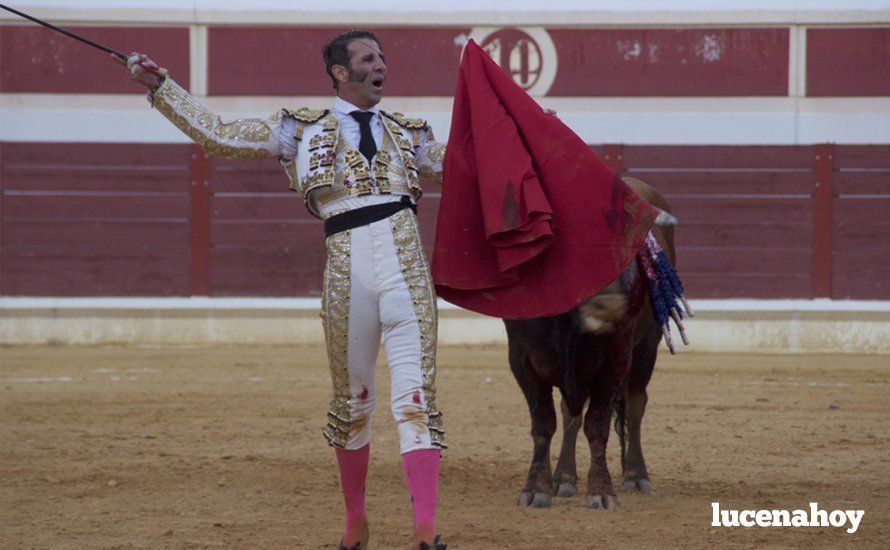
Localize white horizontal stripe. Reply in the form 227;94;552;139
0;94;193;143
4;95;890;145
2;297;889;313
661;194;811;199
631;168;810;173
0;297;323;310
214;192;294;198
8;217;189;223
688;299;890;313
213;219;317;225
839;194;890;199
3;190;185;196
2;0;888;25
4;163;186;171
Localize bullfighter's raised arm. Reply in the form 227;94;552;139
149;77;287;160
123;52;291;160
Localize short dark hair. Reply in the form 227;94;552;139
322;30;381;90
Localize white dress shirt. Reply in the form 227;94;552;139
277;97;382;163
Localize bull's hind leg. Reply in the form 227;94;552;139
622;324;660;494
508;350;556;508
552;397;581;497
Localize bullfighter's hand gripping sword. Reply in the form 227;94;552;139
0;3;168;77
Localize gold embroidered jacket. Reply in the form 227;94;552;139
150;77;446;217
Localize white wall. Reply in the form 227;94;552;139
2;298;889;353
3;0;890;24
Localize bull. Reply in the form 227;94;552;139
505;177;690;509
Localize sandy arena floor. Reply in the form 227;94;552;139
1;345;888;549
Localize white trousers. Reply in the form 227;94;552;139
321;209;444;453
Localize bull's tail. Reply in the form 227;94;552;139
563;326;587;417
614;394;627;471
637;232;693;354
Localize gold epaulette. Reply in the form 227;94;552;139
286;107;330;124
382;111;428;130
286;108;330;141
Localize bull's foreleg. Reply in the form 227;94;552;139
552;397;581;497
514;370;557;508
582;396;619;510
582;339;633;510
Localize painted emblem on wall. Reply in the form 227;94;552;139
466;27;558;96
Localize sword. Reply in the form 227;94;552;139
0;3;167;76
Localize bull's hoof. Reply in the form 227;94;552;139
622;478;652;494
531;492;552;508
517;490;552;508
555;482;578;498
585;494;619;510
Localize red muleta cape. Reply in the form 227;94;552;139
431;40;658;319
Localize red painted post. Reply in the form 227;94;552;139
812;143;834;298
189;144;211;296
603;143;625;173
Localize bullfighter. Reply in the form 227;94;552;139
119;29;446;550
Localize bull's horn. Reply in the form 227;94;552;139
655;210;679;227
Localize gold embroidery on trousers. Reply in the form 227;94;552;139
322;230;352;448
389;209;446;448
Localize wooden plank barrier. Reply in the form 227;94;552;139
2;142;888;299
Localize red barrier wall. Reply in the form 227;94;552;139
831;146;890;299
619;146;815;298
0;26;190;94
0;143;192;295
2;143;888;299
2;25;887;299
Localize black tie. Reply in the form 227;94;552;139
350;111;377;163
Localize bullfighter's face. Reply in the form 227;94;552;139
336;38;387;110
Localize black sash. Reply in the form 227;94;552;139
324;195;417;237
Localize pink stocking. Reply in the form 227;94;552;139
402;449;440;538
335;444;370;543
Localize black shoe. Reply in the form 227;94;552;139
418;534;446;550
337;540;364;550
